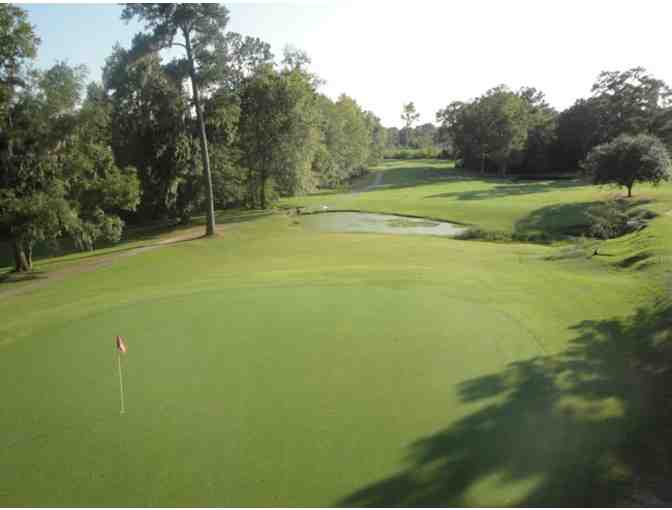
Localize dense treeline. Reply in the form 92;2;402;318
1;3;670;272
435;68;672;177
0;4;386;271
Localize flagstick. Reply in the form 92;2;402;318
117;352;125;415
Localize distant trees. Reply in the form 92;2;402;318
413;123;438;150
434;66;672;185
437;86;530;175
387;106;443;158
516;87;557;174
582;134;671;197
238;64;319;208
591;67;671;140
400;101;420;147
554;98;607;170
312;94;380;186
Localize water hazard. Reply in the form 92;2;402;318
300;212;467;237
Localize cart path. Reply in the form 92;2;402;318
0;226;217;300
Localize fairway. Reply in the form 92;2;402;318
2;161;670;506
286;159;672;239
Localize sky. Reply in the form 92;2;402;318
19;0;672;128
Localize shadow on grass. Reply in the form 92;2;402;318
513;202;598;239
0;270;47;285
0;209;273;271
513;197;658;241
426;180;586;202
380;165;472;187
340;302;672;507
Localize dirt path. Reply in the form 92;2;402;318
0;226;215;300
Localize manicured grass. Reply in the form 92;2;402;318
285;159;672;239
1;160;671;506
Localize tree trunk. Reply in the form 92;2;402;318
184;30;216;237
260;174;267;210
12;239;30;272
24;241;33;269
481;152;486;174
627;184;633;197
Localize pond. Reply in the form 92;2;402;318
299;212;468;237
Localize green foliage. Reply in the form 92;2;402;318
313;94;376;187
364;111;387;165
0;4;39;115
238;65;319;208
385;146;440;159
582;133;672;197
591;67;671;140
0;55;140;270
437;86;531;175
121;4;231;69
60;140;140;250
121;3;235;235
0;180;72;259
554;68;672;171
104;47;191;220
412;123;438;149
0;60;84;270
585;199;631;240
400;101;420;145
516;87;557;174
554;97;608;170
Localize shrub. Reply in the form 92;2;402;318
585;199;634;239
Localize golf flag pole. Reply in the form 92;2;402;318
115;335;127;414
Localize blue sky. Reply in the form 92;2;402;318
19;1;672;128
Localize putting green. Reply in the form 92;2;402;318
2;286;540;506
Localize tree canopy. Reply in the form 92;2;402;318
582;133;671;197
121;3;233;237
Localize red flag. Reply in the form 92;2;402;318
115;335;127;354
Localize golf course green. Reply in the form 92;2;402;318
1;160;670;506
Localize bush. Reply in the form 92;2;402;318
456;227;554;244
585;199;636;239
455;228;512;242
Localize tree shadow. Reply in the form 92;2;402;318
0;209;273;270
425;180;587;202
379;165;476;188
0;270;47;285
513;202;599;239
340;301;672;507
513;197;657;240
